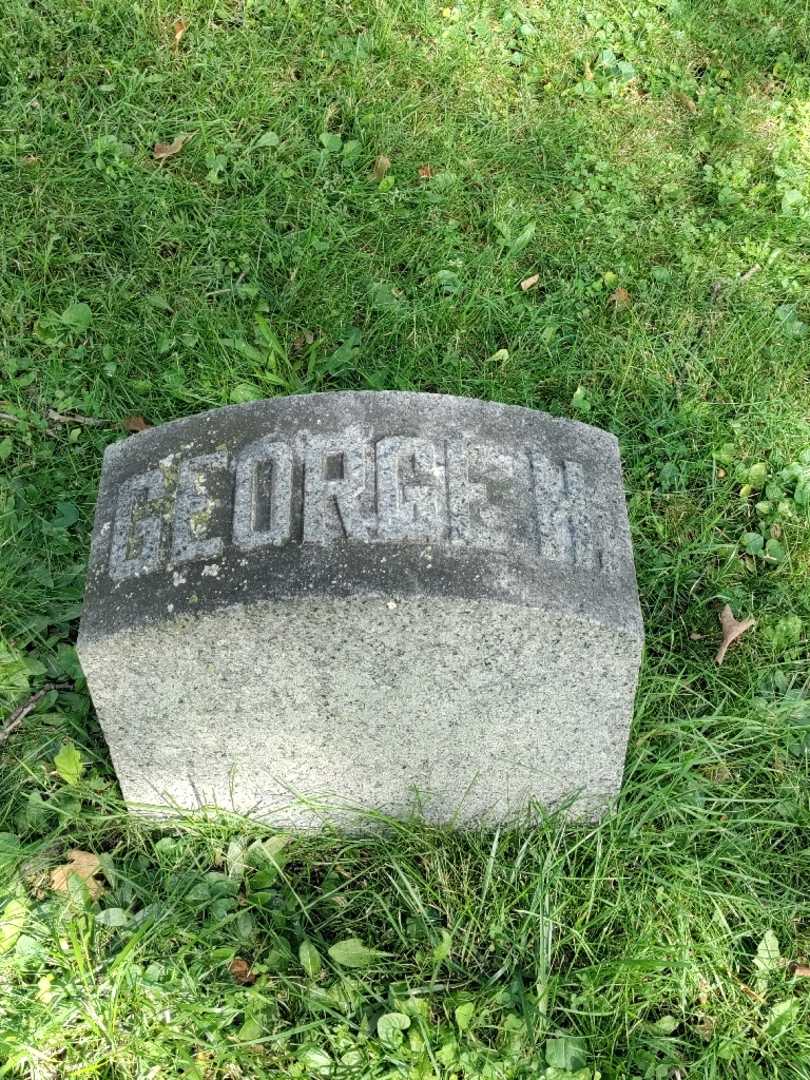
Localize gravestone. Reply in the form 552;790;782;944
77;392;643;825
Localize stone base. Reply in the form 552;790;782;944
79;596;640;826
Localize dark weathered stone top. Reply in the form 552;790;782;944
78;392;642;643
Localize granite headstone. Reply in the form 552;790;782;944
77;392;643;825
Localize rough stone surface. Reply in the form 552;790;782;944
77;391;644;825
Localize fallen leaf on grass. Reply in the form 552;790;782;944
610;286;631;309
153;133;193;162
50;850;104;900
229;957;256;984
292;330;315;353
794;964;810;978
122;415;152;433
675;91;697;114
703;764;732;783
373;155;391;181
715;605;756;665
695;1015;715;1041
173;17;189;48
418;164;433;179
520;273;540;292
739;982;765;1003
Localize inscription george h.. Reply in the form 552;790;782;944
107;429;622;581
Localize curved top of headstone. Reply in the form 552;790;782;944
79;391;642;644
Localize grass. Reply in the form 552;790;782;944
1;0;810;1074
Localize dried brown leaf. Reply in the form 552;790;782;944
695;1015;715;1041
153;133;193;162
520;273;540;292
715;604;755;665
794;963;810;978
704;764;732;783
173;17;189;48
675;91;697;114
610;286;631;309
50;850;104;899
739;982;765;1003
292;330;316;352
373;155;391;181
229;957;256;984
122;415;152;433
418;164;433;179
